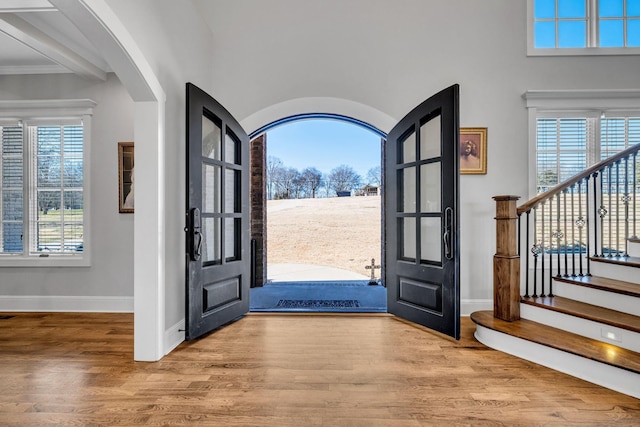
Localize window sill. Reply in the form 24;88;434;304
528;47;640;57
0;255;90;268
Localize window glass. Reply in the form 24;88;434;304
558;0;585;18
536;116;640;193
532;0;640;51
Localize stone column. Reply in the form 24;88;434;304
250;134;267;287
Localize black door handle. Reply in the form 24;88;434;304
443;207;453;260
188;208;201;261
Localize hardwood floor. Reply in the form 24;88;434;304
1;312;639;426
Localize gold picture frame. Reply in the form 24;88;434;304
118;142;134;213
459;127;487;175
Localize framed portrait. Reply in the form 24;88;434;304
118;142;134;213
459;128;487;175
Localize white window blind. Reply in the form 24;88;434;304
1;126;23;253
0;124;84;256
536;115;640;193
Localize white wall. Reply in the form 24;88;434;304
3;0;639;345
194;0;640;306
106;0;215;330
0;73;135;309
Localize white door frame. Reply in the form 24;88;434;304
52;0;167;361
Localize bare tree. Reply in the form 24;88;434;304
266;156;283;200
275;167;300;199
301;167;323;198
328;165;361;194
366;166;381;187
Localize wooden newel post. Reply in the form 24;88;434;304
493;195;521;321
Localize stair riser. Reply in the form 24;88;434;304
520;304;640;353
629;240;640;257
590;261;640;284
474;325;640;399
553;280;640;317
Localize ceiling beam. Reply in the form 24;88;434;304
0;0;56;13
0;12;107;80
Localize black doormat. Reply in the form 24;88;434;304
276;299;360;309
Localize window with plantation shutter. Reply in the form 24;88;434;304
30;125;84;254
0;99;93;266
1;123;86;260
536;115;640;194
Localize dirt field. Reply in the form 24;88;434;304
267;196;382;277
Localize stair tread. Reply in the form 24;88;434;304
521;295;640;333
554;275;640;298
590;255;640;268
471;310;640;374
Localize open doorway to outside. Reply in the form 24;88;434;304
249;116;386;312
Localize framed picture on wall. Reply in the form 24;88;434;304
118;142;134;213
459;128;487;175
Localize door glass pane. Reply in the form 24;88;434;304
202;115;221;160
401;131;416;163
420;162;441;212
225;132;239;165
401;217;416;260
420;115;441;159
421;217;442;263
224;169;238;213
400;167;416;213
202;165;221;213
202;217;221;264
225;218;239;261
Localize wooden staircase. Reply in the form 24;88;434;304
472;192;640;398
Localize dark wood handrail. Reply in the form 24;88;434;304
518;143;640;214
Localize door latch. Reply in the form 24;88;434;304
188;208;202;261
443;206;453;260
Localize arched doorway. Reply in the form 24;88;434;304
248;115;387;312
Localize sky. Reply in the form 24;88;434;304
266;119;382;179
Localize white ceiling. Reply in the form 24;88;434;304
0;0;110;80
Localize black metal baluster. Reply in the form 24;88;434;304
541;201;546;298
585;177;591;276
608;165;613;257
555;193;562;277
531;207;539;298
593;172;600;257
524;211;530;298
540;199;553;297
577;180;585;276
634;152;638;239
563;189;569;277
570;185;576;277
615;161;621;256
548;200;554;297
623;157;630;257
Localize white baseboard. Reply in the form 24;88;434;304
461;299;492;316
0;295;133;312
164;318;185;355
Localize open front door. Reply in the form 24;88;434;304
384;84;460;339
185;83;250;340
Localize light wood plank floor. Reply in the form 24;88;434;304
1;312;639;426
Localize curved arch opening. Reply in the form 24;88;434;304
249;116;386;312
249;113;387;140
